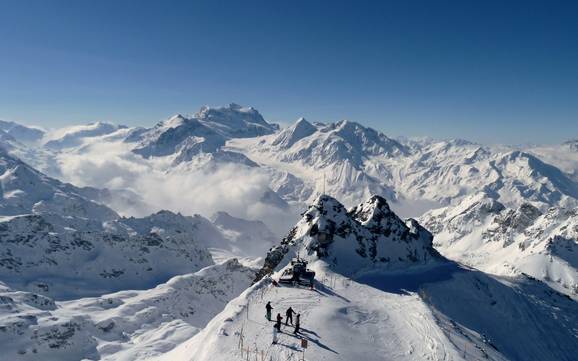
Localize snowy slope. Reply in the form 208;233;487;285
528;142;578;182
228;119;578;213
131;104;278;163
161;263;578;361
211;211;277;257
0;120;45;145
420;192;578;296
0;259;256;361
0;147;118;220
0;210;214;299
0;150;278;299
43;122;126;150
159;196;578;361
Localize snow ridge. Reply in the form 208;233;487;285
256;194;440;281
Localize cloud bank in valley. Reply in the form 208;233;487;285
54;140;297;235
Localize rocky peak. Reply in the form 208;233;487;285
349;195;393;226
254;194;440;282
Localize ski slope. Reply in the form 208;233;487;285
158;261;466;361
157;259;578;361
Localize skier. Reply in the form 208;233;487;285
275;313;283;330
285;307;296;325
265;301;273;321
293;313;301;334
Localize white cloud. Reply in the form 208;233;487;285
55;140;297;236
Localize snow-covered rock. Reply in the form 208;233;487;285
255;195;440;281
132;104;278;163
0;210;214;299
0;259;256;360
0;148;118;220
162;201;578;361
0;120;45;145
420;192;578;296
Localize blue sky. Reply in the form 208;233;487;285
0;0;577;144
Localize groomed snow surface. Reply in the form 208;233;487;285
160;260;578;361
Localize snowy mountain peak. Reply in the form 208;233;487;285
349;194;393;225
133;104;278;160
164;114;188;128
270;117;317;148
194;103;272;131
255;194;439;281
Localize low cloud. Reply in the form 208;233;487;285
55;141;298;236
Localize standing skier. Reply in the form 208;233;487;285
293;313;301;334
285;307;296;325
265;301;273;321
275;313;283;330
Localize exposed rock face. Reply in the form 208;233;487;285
0;149;218;299
0;210;214;299
254;195;440;282
0;260;257;360
420;192;578;295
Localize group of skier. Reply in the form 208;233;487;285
266;301;301;344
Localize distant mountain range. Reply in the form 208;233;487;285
0;104;577;360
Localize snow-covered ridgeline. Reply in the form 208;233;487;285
161;195;578;361
0;259;256;361
420;192;578;296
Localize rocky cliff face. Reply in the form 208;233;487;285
0;210;214;299
255;194;440;281
420;192;578;295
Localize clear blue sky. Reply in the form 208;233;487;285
0;0;577;144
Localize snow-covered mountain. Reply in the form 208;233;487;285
0;149;277;299
43;122;127;150
0;259;256;361
211;211;277;257
420;192;578;296
563;139;578;152
1;106;578;360
0;208;216;299
255;195;440;281
0;120;45;145
0;147;118;220
161;195;578;361
229;117;578;213
131;104;278;164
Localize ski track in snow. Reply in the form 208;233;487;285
161;264;473;361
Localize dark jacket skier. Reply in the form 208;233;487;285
275;313;283;331
266;302;273;321
293;313;301;334
285;307;296;325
